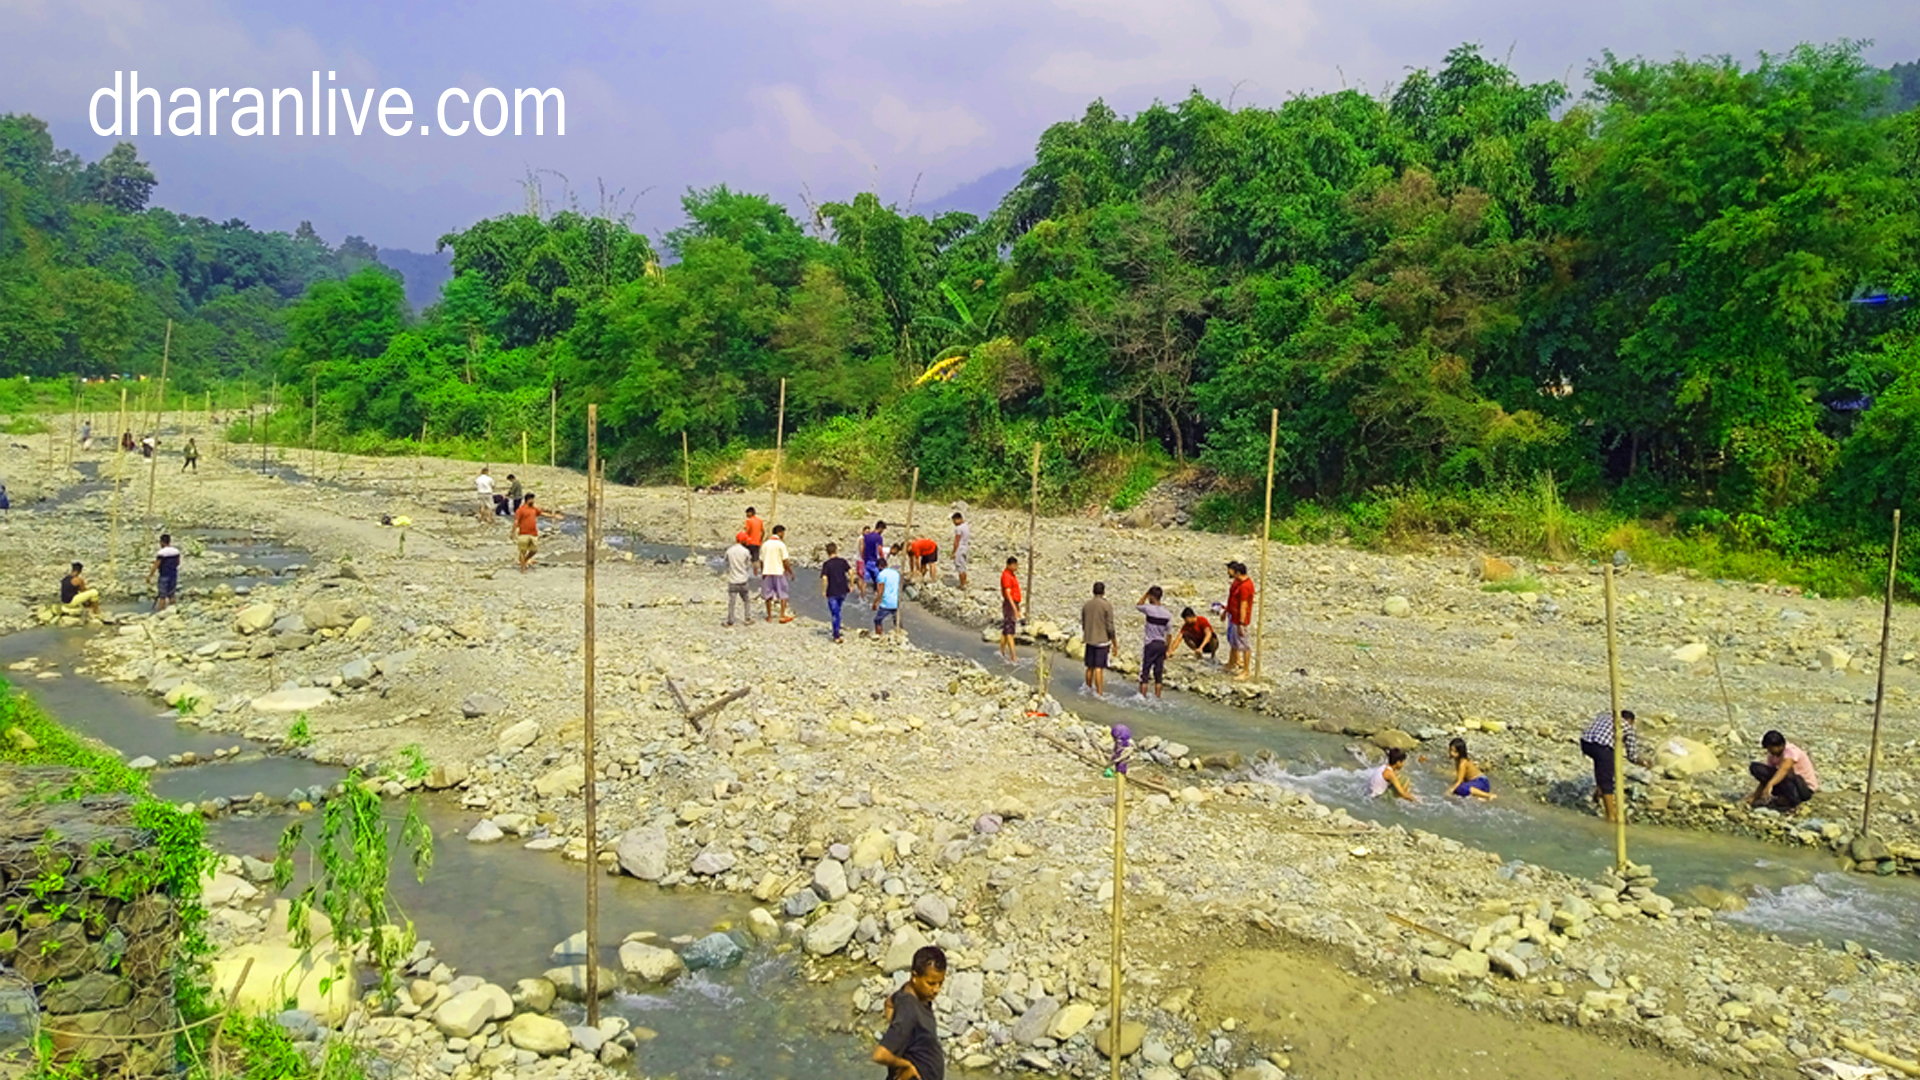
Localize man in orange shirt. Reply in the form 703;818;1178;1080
906;537;938;583
741;508;766;574
514;493;563;573
999;556;1022;664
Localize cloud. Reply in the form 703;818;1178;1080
871;93;990;155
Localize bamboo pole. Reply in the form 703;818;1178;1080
1109;747;1126;1080
263;378;275;474
583;404;601;1025
204;390;211;445
67;381;77;468
549;386;557;468
1255;408;1277;680
770;378;786;525
109;386;128;586
682;431;694;555
144;323;170;525
1604;564;1627;868
309;371;319;474
521;430;528;467
1024;442;1040;621
1861;509;1902;839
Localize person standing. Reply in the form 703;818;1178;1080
1579;708;1649;824
872;945;947;1080
874;557;903;636
1080;582;1116;695
1747;730;1819;811
141;434;155;459
821;542;853;643
475;467;495;522
998;556;1022;663
80;421;92;451
760;524;794;623
741;507;766;574
182;438;199;472
513;493;561;572
951;512;971;589
1225;561;1255;678
1136;586;1173;699
146;533;181;611
60;562;100;616
505;474;524;513
724;533;754;627
860;521;887;603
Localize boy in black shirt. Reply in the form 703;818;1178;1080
873;946;946;1080
821;542;853;643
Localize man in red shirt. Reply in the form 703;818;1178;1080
514;494;562;573
1226;561;1255;678
1179;607;1219;662
906;537;938;583
741;508;766;574
999;556;1022;664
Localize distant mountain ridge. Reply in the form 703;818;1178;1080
915;163;1027;219
376;246;455;315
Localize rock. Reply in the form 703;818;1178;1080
1415;958;1459;985
504;1013;572;1056
1850;834;1891;863
461;694;506;719
162;682;208;709
1231;1063;1286;1080
1475;555;1517;582
235;604;276;634
1668;642;1710;665
570;1025;607;1055
549;931;590;961
881;926;932;973
783;890;820;917
344;615;374;641
1371;729;1418;752
204;873;259;906
1095;1021;1147;1060
747;908;779;941
512;978;556;1014
497;719;540;753
250;688;333;713
373;650;416;677
1654;736;1720;777
301;597;360;631
492;813;532;836
1382;595;1411;617
532;763;585;797
689;847;736;876
812;858;849;901
338;658;375;688
466;820;504;843
1819;645;1851;671
433;989;497;1038
1012;997;1060;1044
1486;949;1527;980
619;942;685;983
682;932;744;971
912;895;950;929
849;828;894;869
1047;1002;1097;1040
1449;950;1491;980
803;913;859;956
41;972;131;1014
424;762;469;790
542;965;619;1002
211;944;354;1024
127;756;157;771
615;826;669;881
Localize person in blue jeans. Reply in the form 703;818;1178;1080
820;542;853;643
874;557;902;635
860;521;887;605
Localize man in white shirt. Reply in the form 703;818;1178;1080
951;512;972;589
475;467;495;522
759;524;794;623
724;533;754;627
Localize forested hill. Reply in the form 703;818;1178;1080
0;114;399;387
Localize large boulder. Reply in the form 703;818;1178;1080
881;926;931;974
812;858;848;901
615;825;668;881
1654;736;1721;777
1371;729;1418;752
497;719;540;754
618;942;685;983
235;604;276;635
301;597;360;631
803;913;859;956
542;965;619;1002
433;989;497;1038
682;932;744;971
533;764;585;797
1474;555;1517;583
505;1013;572;1055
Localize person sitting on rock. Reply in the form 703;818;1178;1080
1747;730;1818;811
60;562;100;616
1366;748;1417;802
1448;737;1495;800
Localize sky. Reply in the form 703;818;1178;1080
2;0;1916;253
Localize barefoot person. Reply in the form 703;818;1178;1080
1226;561;1255;678
1366;748;1418;802
59;562;100;616
1580;708;1649;823
998;557;1022;663
874;557;903;636
724;533;754;627
1449;738;1496;800
950;512;971;589
1747;730;1819;811
859;521;887;603
906;536;938;583
182;438;199;472
1178;607;1218;663
474;467;495;522
872;945;947;1080
821;541;852;643
146;534;182;611
1136;586;1173;699
1080;582;1116;695
760;524;794;623
741;507;766;574
513;493;561;572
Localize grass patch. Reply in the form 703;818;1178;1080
1;416;49;435
1481;577;1548;594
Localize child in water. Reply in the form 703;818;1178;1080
1365;748;1418;802
1449;738;1496;800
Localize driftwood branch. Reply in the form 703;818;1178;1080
685;687;751;729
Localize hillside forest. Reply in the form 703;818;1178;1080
3;43;1919;594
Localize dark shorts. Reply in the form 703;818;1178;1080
1001;598;1018;636
1141;640;1168;685
919;554;936;567
745;544;761;564
1582;740;1618;795
1084;643;1110;670
1749;762;1814;810
157;572;177;599
1186;634;1219;656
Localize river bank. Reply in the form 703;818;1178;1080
2;429;1918;1078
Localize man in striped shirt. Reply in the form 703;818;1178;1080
1579;709;1649;824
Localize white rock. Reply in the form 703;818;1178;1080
617;942;684;983
803;913;859;956
467;820;505;843
497;719;541;753
250;688;333;713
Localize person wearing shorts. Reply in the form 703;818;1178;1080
741;507;766;573
147;534;182;611
951;512;971;588
1580;709;1646;823
1226;561;1255;677
860;521;887;603
759;524;793;623
999;557;1022;663
1080;581;1116;695
1136;586;1173;698
907;537;938;582
514;493;560;572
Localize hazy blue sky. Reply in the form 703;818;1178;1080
3;0;1915;251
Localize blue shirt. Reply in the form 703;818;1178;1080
878;567;902;608
862;530;885;563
